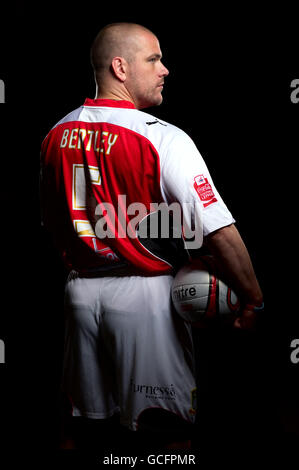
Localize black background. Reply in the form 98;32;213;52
0;1;298;467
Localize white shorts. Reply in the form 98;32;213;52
62;273;197;431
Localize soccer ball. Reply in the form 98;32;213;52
171;256;240;324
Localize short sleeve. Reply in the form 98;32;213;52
159;130;235;239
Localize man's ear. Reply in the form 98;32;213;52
111;57;127;82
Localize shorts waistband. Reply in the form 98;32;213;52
68;266;173;279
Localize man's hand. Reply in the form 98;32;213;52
205;224;263;331
234;307;257;330
234;302;264;330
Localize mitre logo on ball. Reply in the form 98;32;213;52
171;256;240;324
172;285;197;301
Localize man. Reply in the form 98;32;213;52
40;23;263;451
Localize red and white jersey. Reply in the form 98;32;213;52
40;98;235;275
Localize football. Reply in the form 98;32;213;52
171;256;240;323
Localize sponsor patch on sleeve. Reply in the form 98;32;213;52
193;174;218;208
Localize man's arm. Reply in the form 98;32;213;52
204;223;263;329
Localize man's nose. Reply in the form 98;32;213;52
160;63;169;77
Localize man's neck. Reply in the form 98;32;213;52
96;87;135;106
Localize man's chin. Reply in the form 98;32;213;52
139;95;163;110
154;93;163;106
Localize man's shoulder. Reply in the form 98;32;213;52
127;108;191;149
52;105;85;129
41;105;84;144
135;109;184;134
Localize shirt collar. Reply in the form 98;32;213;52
84;98;136;109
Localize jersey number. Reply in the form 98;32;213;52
71;164;119;261
72;164;100;238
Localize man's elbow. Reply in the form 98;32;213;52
204;223;236;245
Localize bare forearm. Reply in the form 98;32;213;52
205;224;263;306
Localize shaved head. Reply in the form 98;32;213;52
90;22;169;109
91;23;155;77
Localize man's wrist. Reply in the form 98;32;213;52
243;301;264;312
